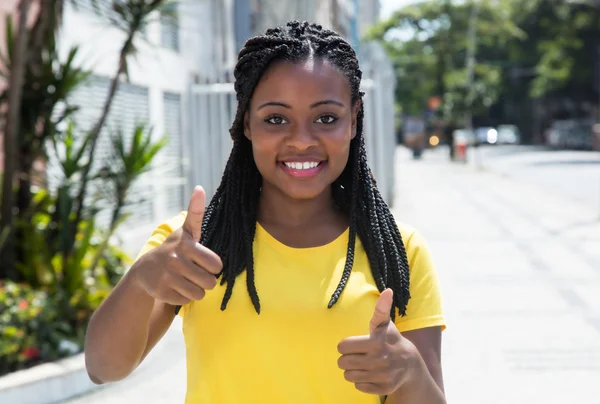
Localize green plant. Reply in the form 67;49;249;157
90;123;168;272
0;281;69;375
0;0;172;380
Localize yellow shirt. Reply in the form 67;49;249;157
137;212;445;404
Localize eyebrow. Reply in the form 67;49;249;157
256;99;345;110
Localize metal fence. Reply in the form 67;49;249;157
185;40;397;207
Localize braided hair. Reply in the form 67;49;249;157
191;21;411;320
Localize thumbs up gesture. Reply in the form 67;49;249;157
337;289;417;395
133;186;223;305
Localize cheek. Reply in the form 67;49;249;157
326;127;353;163
249;134;277;175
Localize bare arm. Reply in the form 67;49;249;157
84;186;221;384
385;326;446;404
84;258;176;384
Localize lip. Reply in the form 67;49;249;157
278;161;326;178
278;156;325;163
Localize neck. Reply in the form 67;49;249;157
257;184;339;228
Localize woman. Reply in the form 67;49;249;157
84;21;447;404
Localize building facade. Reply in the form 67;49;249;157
2;0;392;256
58;0;224;254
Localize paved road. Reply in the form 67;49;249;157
466;144;600;213
68;146;600;404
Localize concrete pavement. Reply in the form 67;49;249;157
466;144;600;211
67;146;600;404
397;146;600;404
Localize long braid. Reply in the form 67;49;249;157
190;21;411;319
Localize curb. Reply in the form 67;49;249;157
0;317;185;403
0;353;100;404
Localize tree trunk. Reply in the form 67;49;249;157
69;49;128;252
14;1;64;270
0;0;32;278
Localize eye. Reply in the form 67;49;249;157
315;115;338;124
265;116;288;125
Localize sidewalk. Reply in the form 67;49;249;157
68;146;600;403
393;146;600;404
465;144;600;209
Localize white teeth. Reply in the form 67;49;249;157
284;161;320;170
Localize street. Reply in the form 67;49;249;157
67;145;600;404
468;145;600;211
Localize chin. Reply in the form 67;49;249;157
279;184;330;201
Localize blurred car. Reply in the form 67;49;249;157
403;117;427;158
475;127;498;144
452;129;476;146
497;124;521;145
546;119;594;150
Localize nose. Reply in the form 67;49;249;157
287;122;318;150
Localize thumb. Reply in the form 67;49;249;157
182;186;206;241
369;288;393;333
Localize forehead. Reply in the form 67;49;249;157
251;59;351;105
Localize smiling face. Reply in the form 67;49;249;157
244;58;359;201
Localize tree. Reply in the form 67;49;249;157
366;0;524;124
0;0;175;275
368;0;600;143
0;0;32;276
70;0;174;254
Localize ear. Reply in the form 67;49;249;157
244;111;251;140
351;101;360;140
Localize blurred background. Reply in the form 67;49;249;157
0;1;599;404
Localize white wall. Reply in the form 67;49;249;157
57;2;213;256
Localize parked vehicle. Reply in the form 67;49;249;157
453;129;476;146
403;117;427;158
546;119;594;150
475;127;498;145
497;125;521;145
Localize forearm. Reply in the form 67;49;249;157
84;264;156;384
385;353;446;404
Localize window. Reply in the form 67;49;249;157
48;75;153;228
72;0;148;37
160;4;179;51
71;0;114;18
162;92;185;215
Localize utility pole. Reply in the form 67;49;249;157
465;0;480;168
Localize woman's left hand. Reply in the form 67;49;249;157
337;289;419;395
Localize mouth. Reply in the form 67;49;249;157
278;160;327;178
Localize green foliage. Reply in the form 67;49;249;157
368;0;600;127
0;0;172;378
0;281;83;375
367;0;521;120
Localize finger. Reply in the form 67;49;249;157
175;255;218;290
337;335;375;355
343;369;371;384
337;353;373;371
182;186;206;241
370;288;393;333
354;382;381;395
161;289;191;306
170;273;206;301
183;242;223;276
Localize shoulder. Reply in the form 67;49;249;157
396;221;417;241
162;211;188;231
395;221;435;271
393;221;446;332
135;211;187;260
396;221;428;255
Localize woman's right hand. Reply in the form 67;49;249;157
133;186;223;305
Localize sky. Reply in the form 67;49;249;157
380;0;419;19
